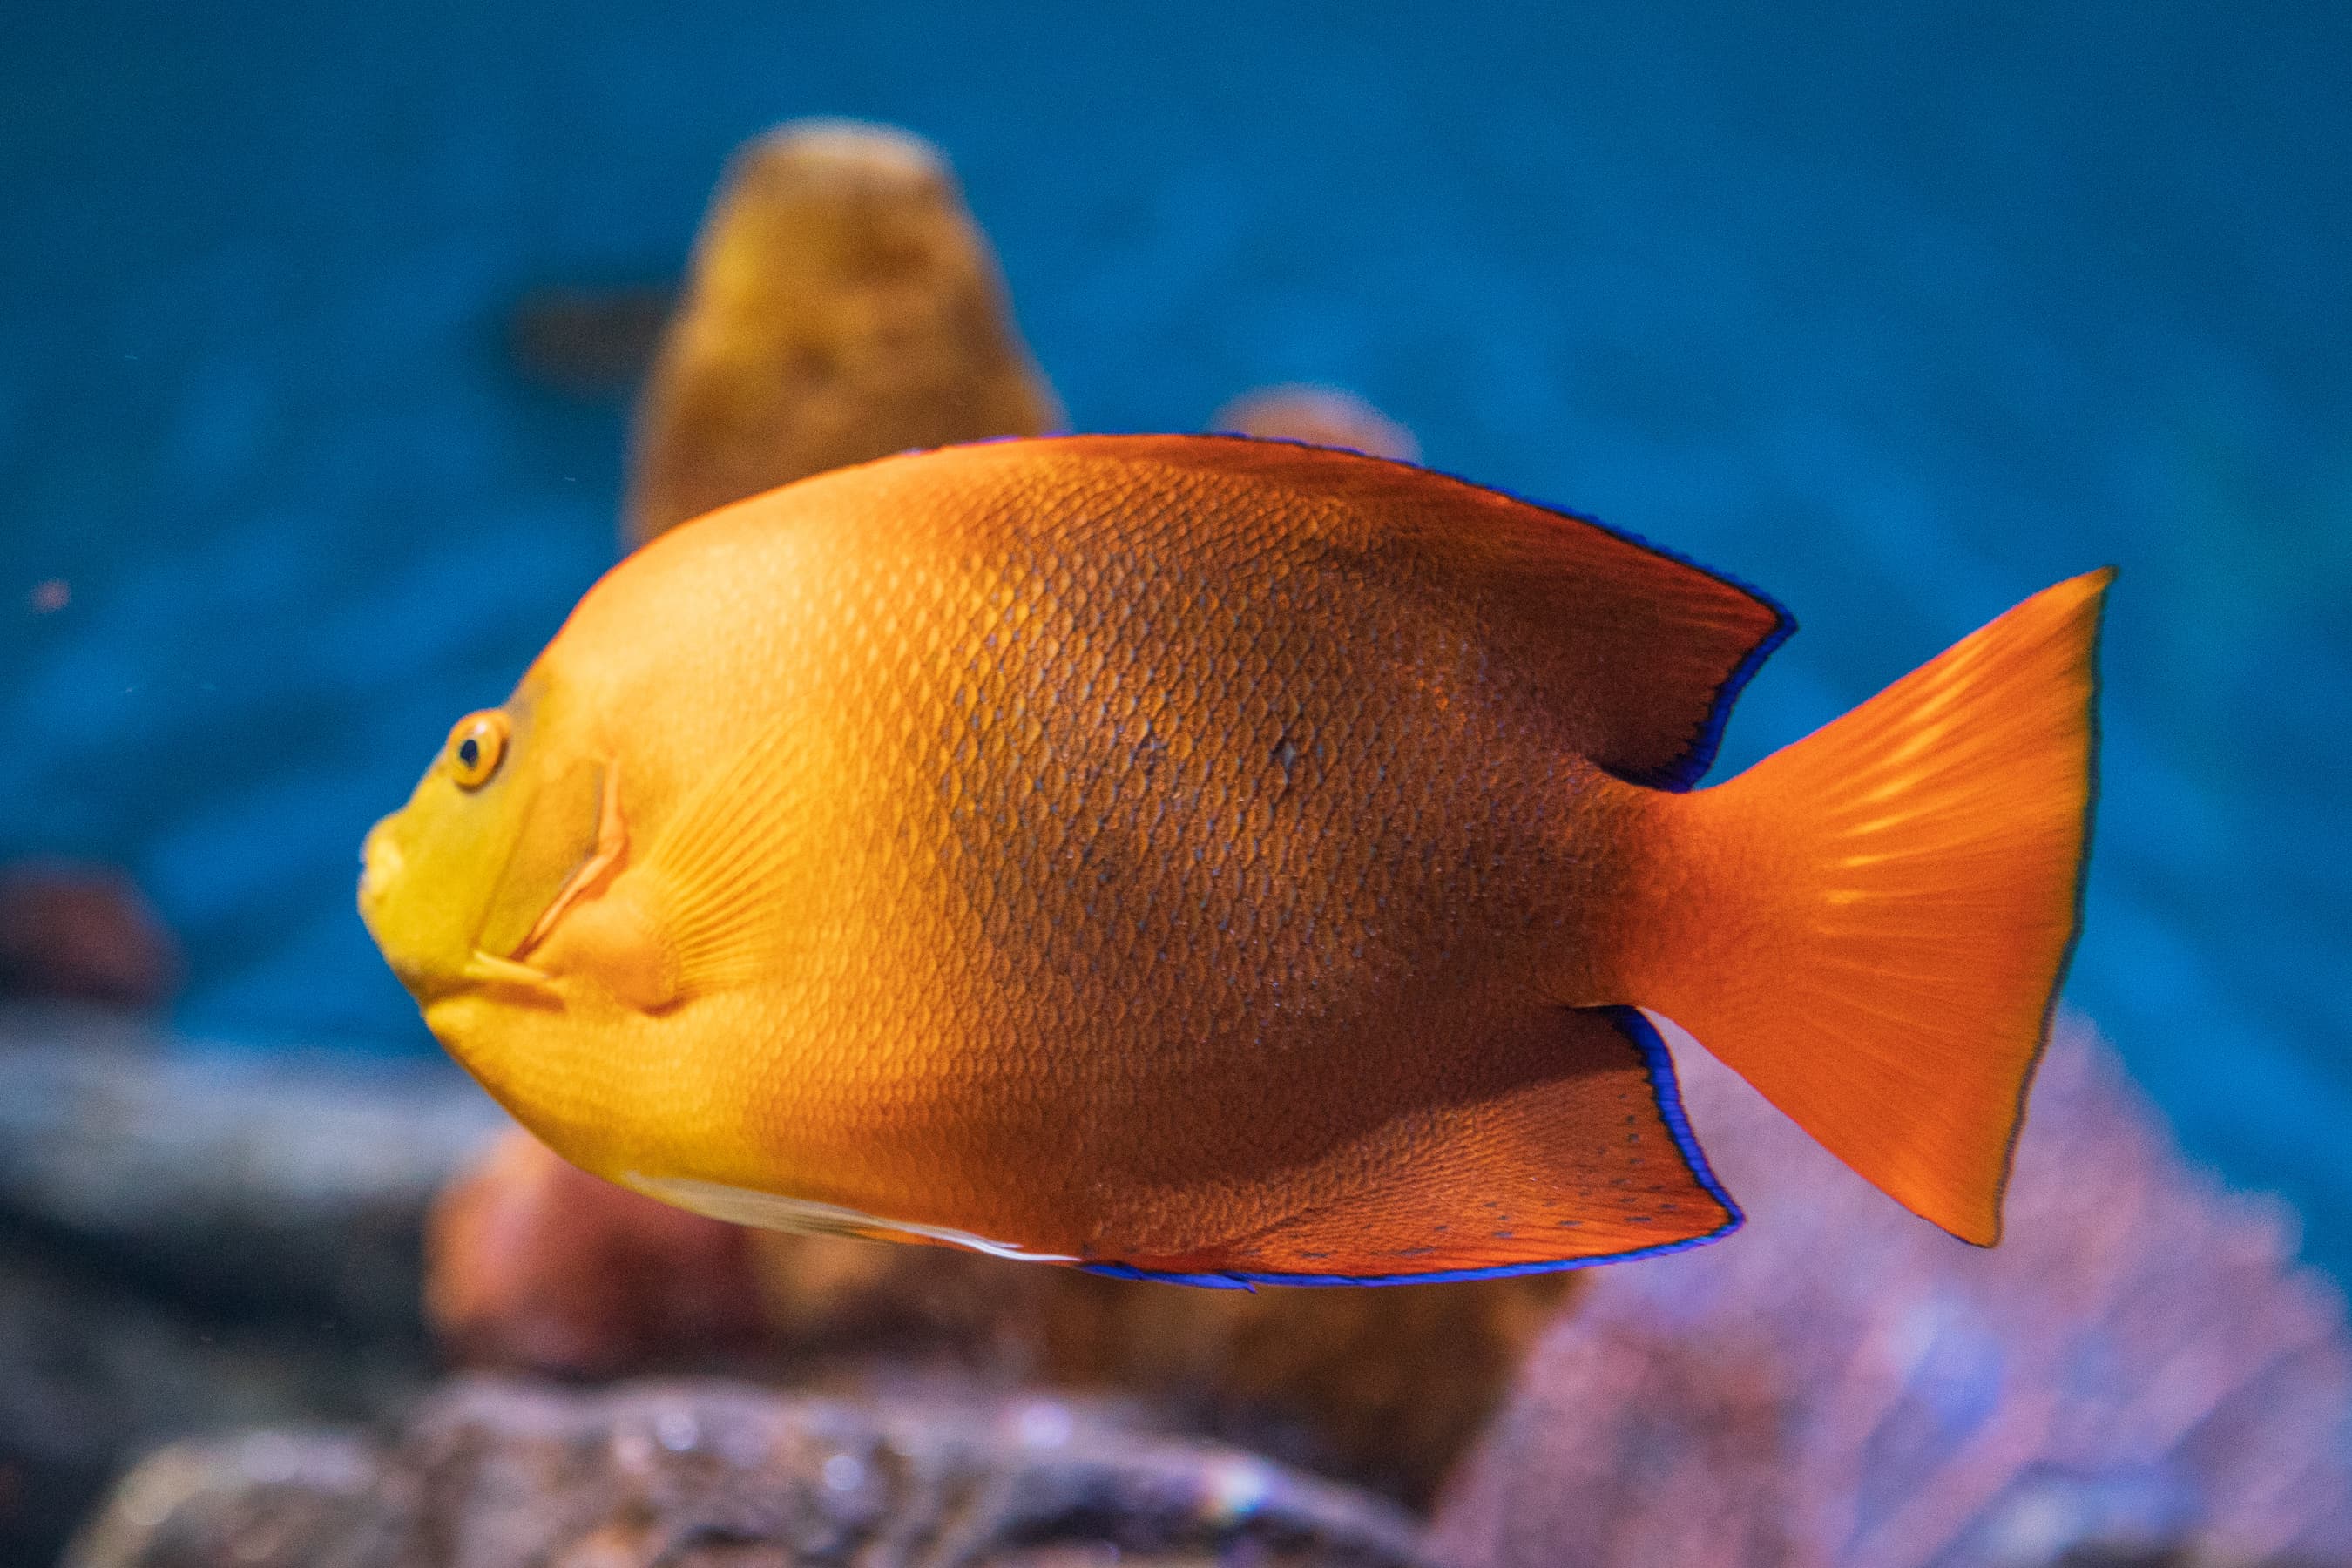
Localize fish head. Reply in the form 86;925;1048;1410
359;674;608;1009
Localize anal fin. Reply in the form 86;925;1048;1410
1090;1007;1740;1288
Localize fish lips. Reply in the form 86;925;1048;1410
358;814;462;1003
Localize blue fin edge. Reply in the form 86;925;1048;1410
1634;588;1796;792
1078;1006;1744;1290
1131;431;1798;792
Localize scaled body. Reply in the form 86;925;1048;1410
362;436;2106;1283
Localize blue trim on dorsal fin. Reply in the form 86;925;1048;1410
1064;431;1798;792
1077;1007;1744;1289
1625;585;1796;793
906;435;1794;792
1484;497;1794;792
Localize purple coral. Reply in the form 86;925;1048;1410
1430;1017;2352;1568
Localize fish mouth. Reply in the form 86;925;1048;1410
355;821;400;946
357;814;559;1011
356;817;471;1004
356;821;401;917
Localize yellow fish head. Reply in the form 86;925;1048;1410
359;680;607;1010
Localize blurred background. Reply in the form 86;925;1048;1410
4;4;2349;1270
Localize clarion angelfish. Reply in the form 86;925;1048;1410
361;435;2108;1286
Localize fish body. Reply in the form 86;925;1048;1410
362;436;2106;1284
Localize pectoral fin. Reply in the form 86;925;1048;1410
630;716;815;995
523;720;812;1008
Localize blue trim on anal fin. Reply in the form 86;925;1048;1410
1080;1261;1260;1290
1074;1007;1743;1289
1601;1004;1743;1223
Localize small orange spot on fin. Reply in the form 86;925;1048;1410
1088;1007;1739;1288
1619;570;2112;1245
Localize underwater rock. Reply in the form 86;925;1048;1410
426;1121;1574;1504
625;118;1062;546
429;1139;1066;1383
65;1376;1429;1568
0;862;182;1008
0;1006;502;1563
0;1004;504;1330
1212;386;1420;463
0;1241;429;1568
741;1235;1575;1504
428;1125;767;1377
1428;1017;2352;1568
1022;1264;1574;1508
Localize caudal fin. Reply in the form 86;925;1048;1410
1617;570;2112;1244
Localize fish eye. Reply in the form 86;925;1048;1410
444;711;510;790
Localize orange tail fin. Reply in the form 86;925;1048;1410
1617;570;2112;1244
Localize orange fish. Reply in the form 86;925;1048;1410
360;436;2108;1286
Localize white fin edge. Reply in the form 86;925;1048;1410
623;1173;1078;1263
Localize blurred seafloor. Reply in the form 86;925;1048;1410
2;5;2347;1259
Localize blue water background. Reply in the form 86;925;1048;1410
3;5;2346;1261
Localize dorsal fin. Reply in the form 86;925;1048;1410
1059;435;1794;790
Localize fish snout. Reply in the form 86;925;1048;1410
356;814;463;1002
357;817;405;927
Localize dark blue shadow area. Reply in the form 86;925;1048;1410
3;2;2347;1264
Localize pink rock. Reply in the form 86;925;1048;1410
1429;1017;2352;1567
0;861;182;1008
1213;386;1420;463
424;1126;767;1378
